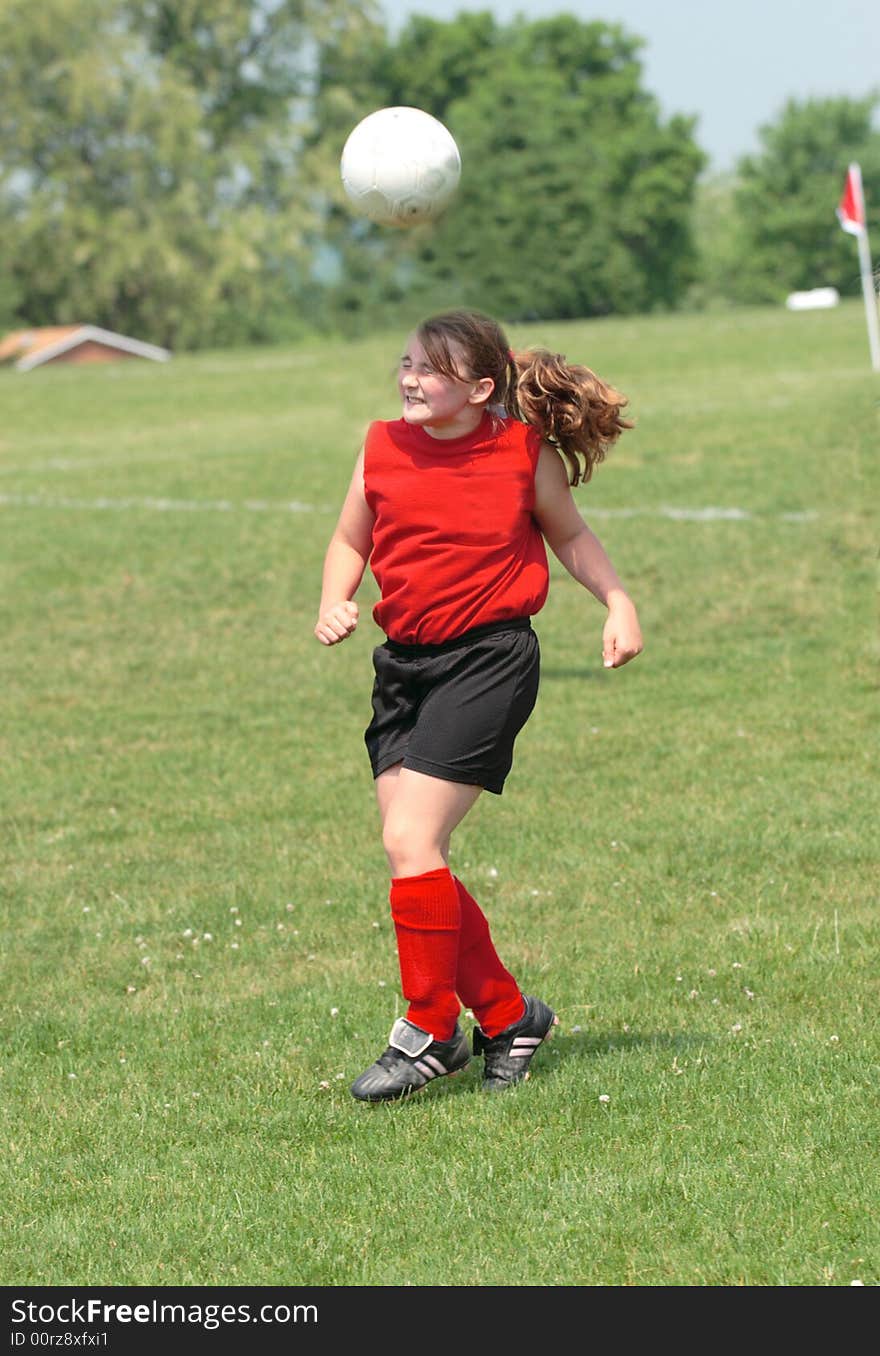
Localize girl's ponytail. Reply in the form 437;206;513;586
506;349;632;486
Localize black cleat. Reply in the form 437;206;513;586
473;994;558;1091
351;1017;471;1102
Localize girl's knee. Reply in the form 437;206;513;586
382;815;445;878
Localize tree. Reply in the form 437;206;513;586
724;95;880;304
0;0;381;347
310;13;706;327
688;172;744;310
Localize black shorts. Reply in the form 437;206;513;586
364;618;540;795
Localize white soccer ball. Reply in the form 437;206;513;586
340;106;461;229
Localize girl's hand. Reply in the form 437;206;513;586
602;596;643;669
315;600;359;646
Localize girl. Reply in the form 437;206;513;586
314;309;642;1102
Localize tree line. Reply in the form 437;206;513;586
1;0;877;350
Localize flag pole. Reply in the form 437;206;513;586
855;224;880;372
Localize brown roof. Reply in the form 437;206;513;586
0;327;82;363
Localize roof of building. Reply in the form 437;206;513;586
0;325;171;371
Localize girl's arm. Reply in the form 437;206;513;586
314;450;376;646
533;442;643;669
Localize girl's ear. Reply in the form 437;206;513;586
468;375;495;406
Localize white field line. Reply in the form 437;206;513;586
592;506;819;523
0;493;320;514
0;492;818;522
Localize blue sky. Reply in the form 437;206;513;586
381;0;880;172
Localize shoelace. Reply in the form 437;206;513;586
375;1047;410;1070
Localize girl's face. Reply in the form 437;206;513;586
397;335;492;438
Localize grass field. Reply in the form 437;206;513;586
1;301;877;1288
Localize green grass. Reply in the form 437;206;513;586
1;302;877;1287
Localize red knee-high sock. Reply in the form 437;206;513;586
390;867;461;1041
454;877;525;1037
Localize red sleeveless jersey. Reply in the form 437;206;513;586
363;412;549;644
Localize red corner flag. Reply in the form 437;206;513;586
837;162;866;235
836;161;879;371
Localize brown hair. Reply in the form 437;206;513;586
415;309;632;485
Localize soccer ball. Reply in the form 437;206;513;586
340;106;461;229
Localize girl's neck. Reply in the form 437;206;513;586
420;406;486;441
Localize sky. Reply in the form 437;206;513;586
381;0;880;172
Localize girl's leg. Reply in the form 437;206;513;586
454;878;525;1036
376;764;481;878
376;765;523;1038
376;766;480;1039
